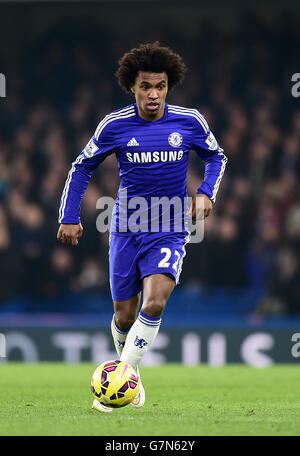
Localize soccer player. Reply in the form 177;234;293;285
57;42;227;412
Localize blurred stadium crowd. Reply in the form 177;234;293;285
0;12;300;315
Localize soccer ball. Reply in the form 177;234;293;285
91;360;139;408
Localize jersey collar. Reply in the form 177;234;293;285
134;102;168;124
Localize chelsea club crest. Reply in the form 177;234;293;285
168;132;183;148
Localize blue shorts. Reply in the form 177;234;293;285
109;232;190;302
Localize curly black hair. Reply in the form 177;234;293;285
115;42;187;94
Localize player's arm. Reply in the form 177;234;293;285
57;118;115;246
189;110;228;219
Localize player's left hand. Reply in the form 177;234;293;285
187;193;213;220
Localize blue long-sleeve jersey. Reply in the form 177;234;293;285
58;103;227;234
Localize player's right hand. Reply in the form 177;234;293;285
57;223;83;246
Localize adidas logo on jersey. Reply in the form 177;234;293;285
127;138;139;146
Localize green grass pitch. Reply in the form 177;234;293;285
0;363;299;436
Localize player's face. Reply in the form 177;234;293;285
131;71;168;121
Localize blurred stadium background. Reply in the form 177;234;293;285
1;0;300;365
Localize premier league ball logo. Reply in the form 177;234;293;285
168;132;183;148
84;138;99;157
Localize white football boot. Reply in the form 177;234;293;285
92;399;113;413
131;366;145;408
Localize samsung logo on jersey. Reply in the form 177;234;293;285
126;150;184;163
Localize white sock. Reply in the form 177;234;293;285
111;314;128;358
120;311;161;369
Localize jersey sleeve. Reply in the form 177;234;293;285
58;118;116;224
191;111;228;203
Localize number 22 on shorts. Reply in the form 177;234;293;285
158;248;181;272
